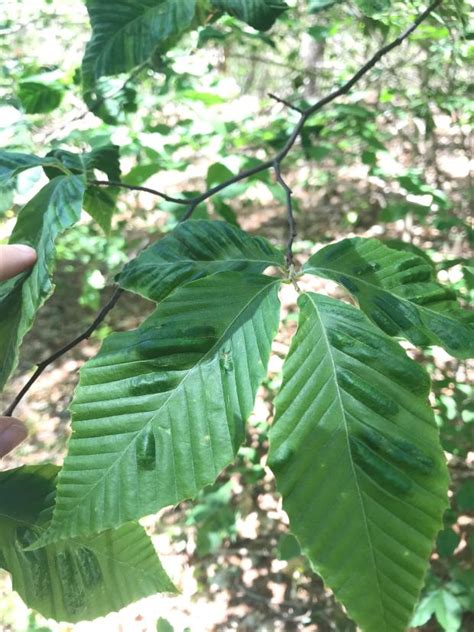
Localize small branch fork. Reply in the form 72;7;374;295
268;92;303;114
3;0;442;415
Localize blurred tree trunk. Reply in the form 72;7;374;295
300;33;325;98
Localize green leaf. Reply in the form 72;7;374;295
456;480;474;512
306;144;332;161
204;164;239;222
43;150;84;179
382;238;435;267
213;197;239;226
436;528;460;557
85;144;122;180
33;272;281;544
308;0;343;12
118;220;284;302
157;618;174;632
82;0;197;96
277;533;301;561
0;151;61;187
304;238;474;359
82;187;117;233
410;591;438;627
83;145;121;232
180;90;226;105
0;181;14;216
0;176;86;391
0;465;175;623
44;145;121;181
411;583;466;631
44;145;121;233
123;163;163;186
268;292;449;632
211;0;289;31
207;162;234;188
432;590;463;632
18;81;64;115
355;0;391;16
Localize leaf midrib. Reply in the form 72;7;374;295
49;278;280;536
307;293;387;629
130;256;282;271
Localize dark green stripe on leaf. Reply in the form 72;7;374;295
304;237;474;358
337;367;399;417
350;436;413;496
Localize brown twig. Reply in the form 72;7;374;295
3;287;124;417
268;92;303;114
226;53;322;78
89;180;188;205
273;161;297;268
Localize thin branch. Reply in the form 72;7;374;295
268;92;303;114
180;200;201;222
89;180;189;205
225;53;322;79
273;161;297;268
3;287;124;417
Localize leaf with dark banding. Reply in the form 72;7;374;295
269;292;449;632
0;465;175;623
0;175;85;391
118;219;284;302
32;272;281;546
304;237;474;358
0;151;62;186
82;0;197;102
211;0;289;30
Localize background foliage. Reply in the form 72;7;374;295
0;0;472;630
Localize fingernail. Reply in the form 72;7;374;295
0;421;28;458
11;244;37;259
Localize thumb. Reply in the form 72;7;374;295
0;417;28;458
0;244;37;282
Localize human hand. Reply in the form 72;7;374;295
0;417;28;458
0;243;37;456
0;244;37;282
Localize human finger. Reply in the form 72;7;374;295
0;416;28;458
0;244;37;282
